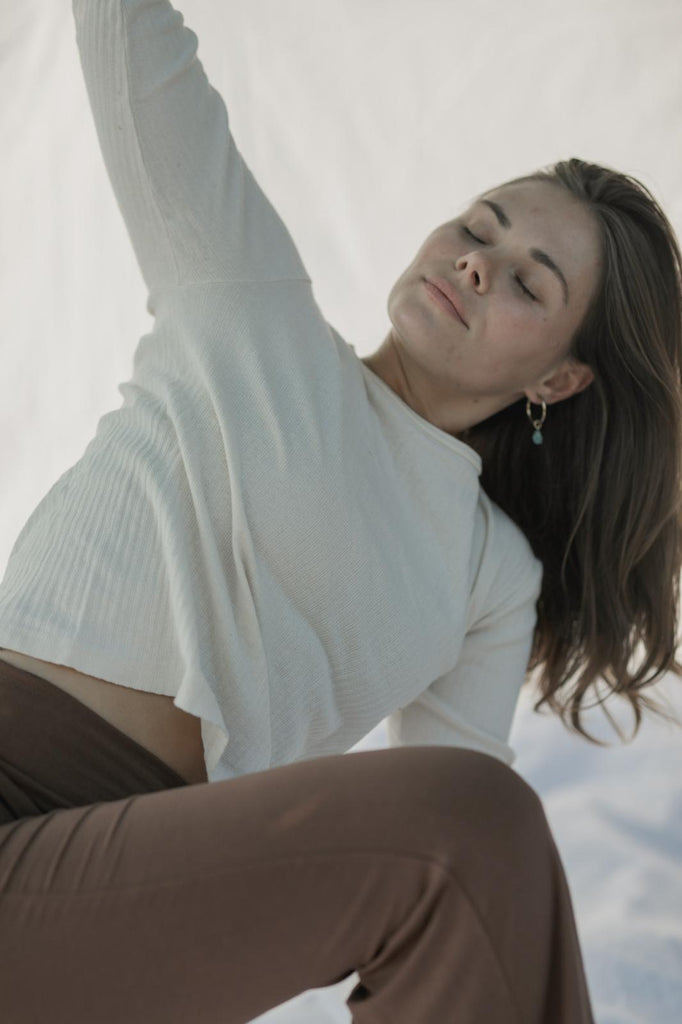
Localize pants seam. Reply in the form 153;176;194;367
2;845;524;1022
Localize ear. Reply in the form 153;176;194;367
526;359;594;406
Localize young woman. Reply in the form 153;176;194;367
1;2;681;1021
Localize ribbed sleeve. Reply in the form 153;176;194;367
72;0;310;308
386;498;543;767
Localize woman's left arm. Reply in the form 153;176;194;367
386;548;543;768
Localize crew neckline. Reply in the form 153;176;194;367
356;354;482;476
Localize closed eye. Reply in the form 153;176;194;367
461;226;538;302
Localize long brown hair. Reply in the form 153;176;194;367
463;158;682;746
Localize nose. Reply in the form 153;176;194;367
455;252;486;291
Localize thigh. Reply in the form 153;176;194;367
0;745;546;1024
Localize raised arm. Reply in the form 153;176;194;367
72;0;310;310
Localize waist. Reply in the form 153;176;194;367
0;648;207;786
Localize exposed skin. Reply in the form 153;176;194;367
361;179;603;440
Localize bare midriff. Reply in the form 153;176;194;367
0;648;208;786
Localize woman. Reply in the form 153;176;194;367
1;1;681;1021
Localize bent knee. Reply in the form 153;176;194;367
392;744;542;804
440;746;542;809
381;746;550;858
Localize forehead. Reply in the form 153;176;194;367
476;181;599;251
475;180;602;283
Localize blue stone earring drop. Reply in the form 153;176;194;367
526;398;547;445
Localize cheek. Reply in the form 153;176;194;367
480;313;551;376
414;233;451;266
480;300;529;343
495;301;550;341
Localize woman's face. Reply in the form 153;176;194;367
363;179;603;438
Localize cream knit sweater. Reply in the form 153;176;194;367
0;0;543;780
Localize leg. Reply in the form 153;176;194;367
0;744;594;1023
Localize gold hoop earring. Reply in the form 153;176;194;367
526;399;547;445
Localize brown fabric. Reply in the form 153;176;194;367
0;658;595;1023
0;658;186;823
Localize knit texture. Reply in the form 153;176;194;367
0;0;543;780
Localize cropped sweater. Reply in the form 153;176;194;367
0;0;544;781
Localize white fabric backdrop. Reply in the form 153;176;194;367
1;2;681;1021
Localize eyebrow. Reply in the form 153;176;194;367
479;199;570;306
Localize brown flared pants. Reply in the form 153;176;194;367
0;659;595;1023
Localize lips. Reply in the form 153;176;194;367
426;277;468;327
